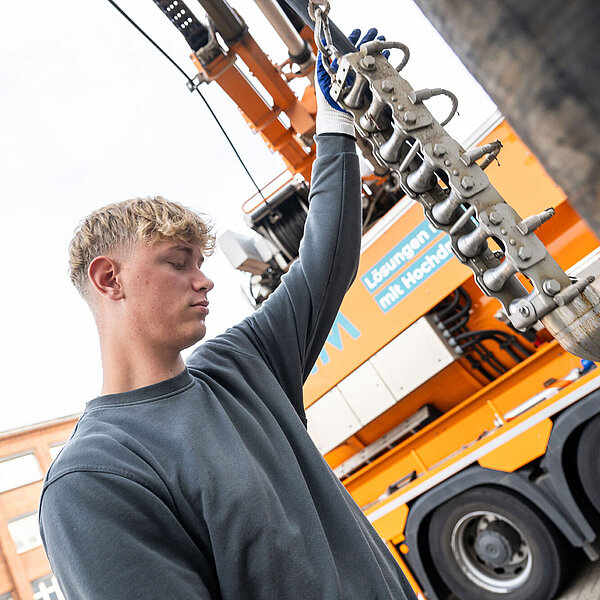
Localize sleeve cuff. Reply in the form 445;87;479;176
314;133;357;153
315;107;355;138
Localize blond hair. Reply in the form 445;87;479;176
69;196;215;301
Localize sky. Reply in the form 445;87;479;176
0;0;496;432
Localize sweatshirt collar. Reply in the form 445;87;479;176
85;368;193;410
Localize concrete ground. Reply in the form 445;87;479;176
558;559;600;600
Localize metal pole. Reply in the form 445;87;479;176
196;0;247;44
253;0;312;64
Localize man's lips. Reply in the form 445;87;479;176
191;301;209;315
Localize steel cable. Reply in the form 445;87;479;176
105;0;265;200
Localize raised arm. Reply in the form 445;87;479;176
189;30;382;418
39;471;217;599
225;32;371;418
236;133;361;399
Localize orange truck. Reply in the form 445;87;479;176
151;1;600;598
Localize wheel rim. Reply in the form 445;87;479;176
450;510;532;594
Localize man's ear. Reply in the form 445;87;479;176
88;256;124;301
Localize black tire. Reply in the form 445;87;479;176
427;486;567;600
577;415;600;514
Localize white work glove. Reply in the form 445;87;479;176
315;28;384;137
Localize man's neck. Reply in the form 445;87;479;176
99;339;186;396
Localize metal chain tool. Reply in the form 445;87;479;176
309;0;600;361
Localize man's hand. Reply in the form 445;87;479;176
315;28;388;136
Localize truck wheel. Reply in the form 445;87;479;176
576;414;600;514
427;486;566;600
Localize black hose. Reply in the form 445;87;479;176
499;341;524;363
466;340;508;375
433;287;532;378
463;353;494;382
460;334;526;367
453;328;513;342
456;329;533;357
508;337;533;357
446;314;470;334
434;290;461;319
442;288;472;325
450;320;507;376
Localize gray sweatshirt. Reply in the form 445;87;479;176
39;135;417;600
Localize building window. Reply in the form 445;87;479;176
49;443;67;461
32;575;65;600
0;592;14;600
0;452;42;493
7;512;42;553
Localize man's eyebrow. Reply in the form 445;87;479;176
166;245;205;262
166;245;193;255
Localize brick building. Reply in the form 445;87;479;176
0;415;80;600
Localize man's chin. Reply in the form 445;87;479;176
180;327;207;350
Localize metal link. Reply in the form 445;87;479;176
308;0;340;77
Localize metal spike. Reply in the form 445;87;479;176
483;260;518;292
432;188;463;224
457;224;490;257
460;140;502;166
359;95;390;132
343;74;368;109
379;121;407;163
516;208;555;235
406;160;437;193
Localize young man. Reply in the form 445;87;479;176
39;29;417;600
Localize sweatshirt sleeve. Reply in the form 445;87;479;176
39;471;217;600
233;134;361;416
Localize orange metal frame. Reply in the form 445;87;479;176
190;26;317;182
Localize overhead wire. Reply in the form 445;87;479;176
105;0;266;200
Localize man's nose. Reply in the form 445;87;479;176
193;270;214;292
